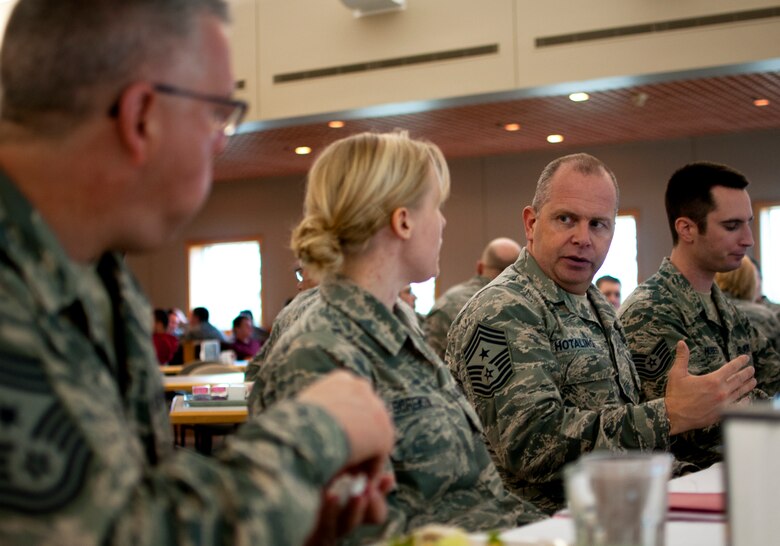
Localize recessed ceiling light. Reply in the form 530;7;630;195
754;98;770;107
547;134;564;144
328;120;345;128
295;146;312;155
569;92;590;102
503;123;521;132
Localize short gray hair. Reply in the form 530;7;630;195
531;153;619;212
1;0;229;135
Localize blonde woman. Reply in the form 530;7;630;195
250;132;543;543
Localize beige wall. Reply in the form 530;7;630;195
126;127;780;327
230;0;780;121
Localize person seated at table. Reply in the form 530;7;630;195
230;313;262;360
153;308;179;365
238;309;270;345
167;307;188;338
251;131;545;544
183;306;227;342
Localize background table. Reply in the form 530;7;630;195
160;360;249;375
168;394;248;425
163;372;246;392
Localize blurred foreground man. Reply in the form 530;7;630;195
0;1;394;544
619;162;780;469
424;237;521;359
447;153;757;512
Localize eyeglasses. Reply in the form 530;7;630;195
108;82;248;137
294;268;304;283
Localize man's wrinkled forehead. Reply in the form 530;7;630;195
545;165;618;212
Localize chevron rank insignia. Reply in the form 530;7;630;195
632;339;674;381
464;323;513;398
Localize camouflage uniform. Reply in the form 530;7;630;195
251;276;544;544
245;286;320;382
424;275;489;359
728;297;780;352
619;258;780;469
758;295;780;323
446;249;670;513
0;173;351;545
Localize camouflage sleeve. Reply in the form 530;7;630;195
619;299;685;400
448;304;669;489
251;334;370;411
0;350;349;545
250;340;402;544
423;308;451;361
127;400;349;544
746;317;780;397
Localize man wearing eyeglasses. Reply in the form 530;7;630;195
0;1;395;545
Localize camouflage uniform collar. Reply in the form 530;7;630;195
0;170;82;314
320;276;409;356
658;257;734;328
515;247;605;319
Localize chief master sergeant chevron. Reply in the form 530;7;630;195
446;153;758;513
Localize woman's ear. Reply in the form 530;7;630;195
112;82;157;165
390;207;413;240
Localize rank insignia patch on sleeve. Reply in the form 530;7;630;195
0;353;92;514
464;323;512;398
632;339;674;381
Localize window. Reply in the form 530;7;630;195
410;277;436;315
188;238;262;331
595;212;639;305
757;202;780;303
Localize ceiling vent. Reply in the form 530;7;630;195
340;0;406;18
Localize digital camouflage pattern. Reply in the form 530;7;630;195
423;275;489;360
758;295;780;323
727;298;780;352
251;276;544;544
446;249;670;513
244;286;320;382
619;258;780;469
0;172;350;545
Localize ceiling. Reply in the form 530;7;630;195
213;69;780;183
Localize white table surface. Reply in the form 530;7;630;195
475;517;725;546
471;464;726;546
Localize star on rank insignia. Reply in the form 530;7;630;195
464;323;512;398
632;339;673;381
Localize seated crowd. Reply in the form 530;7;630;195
2;1;779;545
151;305;266;365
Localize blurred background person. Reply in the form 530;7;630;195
231;313;262;360
596;274;622;309
239;308;270;345
184;306;227;342
424;237;521;359
716;256;780;350
167;307;188;338
153;309;179;365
